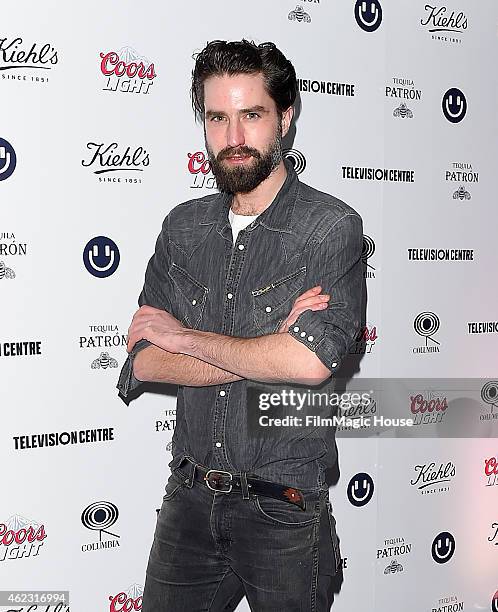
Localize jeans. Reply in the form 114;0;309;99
142;466;341;611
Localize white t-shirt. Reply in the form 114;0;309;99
228;208;259;245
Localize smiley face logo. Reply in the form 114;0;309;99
354;0;383;32
492;589;498;612
0;138;17;181
347;472;375;507
83;236;120;278
431;531;455;563
442;88;467;123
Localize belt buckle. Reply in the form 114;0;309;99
204;469;233;493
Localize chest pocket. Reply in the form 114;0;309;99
168;263;208;329
251;267;307;334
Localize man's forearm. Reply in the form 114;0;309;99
133;344;243;386
181;330;329;384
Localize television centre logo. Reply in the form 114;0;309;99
0;515;47;562
355;0;383;32
420;4;467;44
82;142;149;183
100;46;156;94
0;36;58;84
83;236;120;278
81;501;120;552
0;137;17;181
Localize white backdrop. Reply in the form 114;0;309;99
2;1;498;611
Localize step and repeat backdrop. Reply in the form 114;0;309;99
2;1;498;611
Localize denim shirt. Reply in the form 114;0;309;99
117;160;364;488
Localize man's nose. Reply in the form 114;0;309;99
227;119;245;148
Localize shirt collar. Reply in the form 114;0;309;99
199;158;299;236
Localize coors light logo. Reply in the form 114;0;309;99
0;515;47;561
100;46;156;95
109;584;143;611
188;151;216;190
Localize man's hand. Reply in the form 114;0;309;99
278;285;330;333
127;305;186;353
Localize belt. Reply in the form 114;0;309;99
176;457;306;510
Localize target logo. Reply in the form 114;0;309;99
431;531;455;564
0;138;17;181
481;381;498;413
283;149;306;175
355;0;383;32
347;472;374;507
492;590;498;612
413;312;441;353
442;88;467;123
83;236;120;278
81;501;120;552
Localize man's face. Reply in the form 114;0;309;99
203;72;292;194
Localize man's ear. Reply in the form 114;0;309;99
281;106;294;138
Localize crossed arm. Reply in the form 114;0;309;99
129;286;331;386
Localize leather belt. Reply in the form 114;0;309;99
176;457;306;510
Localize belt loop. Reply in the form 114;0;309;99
240;472;250;500
185;461;197;488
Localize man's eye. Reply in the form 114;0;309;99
246;112;260;119
210;115;225;122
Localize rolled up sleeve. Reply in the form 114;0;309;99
287;213;364;375
117;214;175;398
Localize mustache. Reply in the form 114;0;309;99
217;146;261;161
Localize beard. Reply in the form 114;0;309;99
206;125;283;194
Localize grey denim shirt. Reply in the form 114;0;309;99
117;160;363;488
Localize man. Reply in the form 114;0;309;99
118;40;363;611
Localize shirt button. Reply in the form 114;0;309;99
191;299;197;306
293;326;300;332
219;390;226;397
227;293;233;299
238;244;245;250
265;306;272;313
331;362;338;368
307;335;314;342
300;331;306;337
215;442;222;448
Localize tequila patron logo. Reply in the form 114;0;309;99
156;408;177;432
81;501;120;552
386;77;422;119
109;584;143;611
0;515;47;561
0;137;17;181
431;595;465;611
188;151;216;189
377;536;412;574
445;161;478;201
0;36;58;84
82;142;149;184
413;312;441;353
80;324;126;370
420;4;467;44
410;461;455;494
100;46;156;94
0;231;27;279
288;6;312;23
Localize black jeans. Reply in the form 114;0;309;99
142;468;340;611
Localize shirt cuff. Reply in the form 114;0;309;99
287;310;343;374
116;339;152;398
